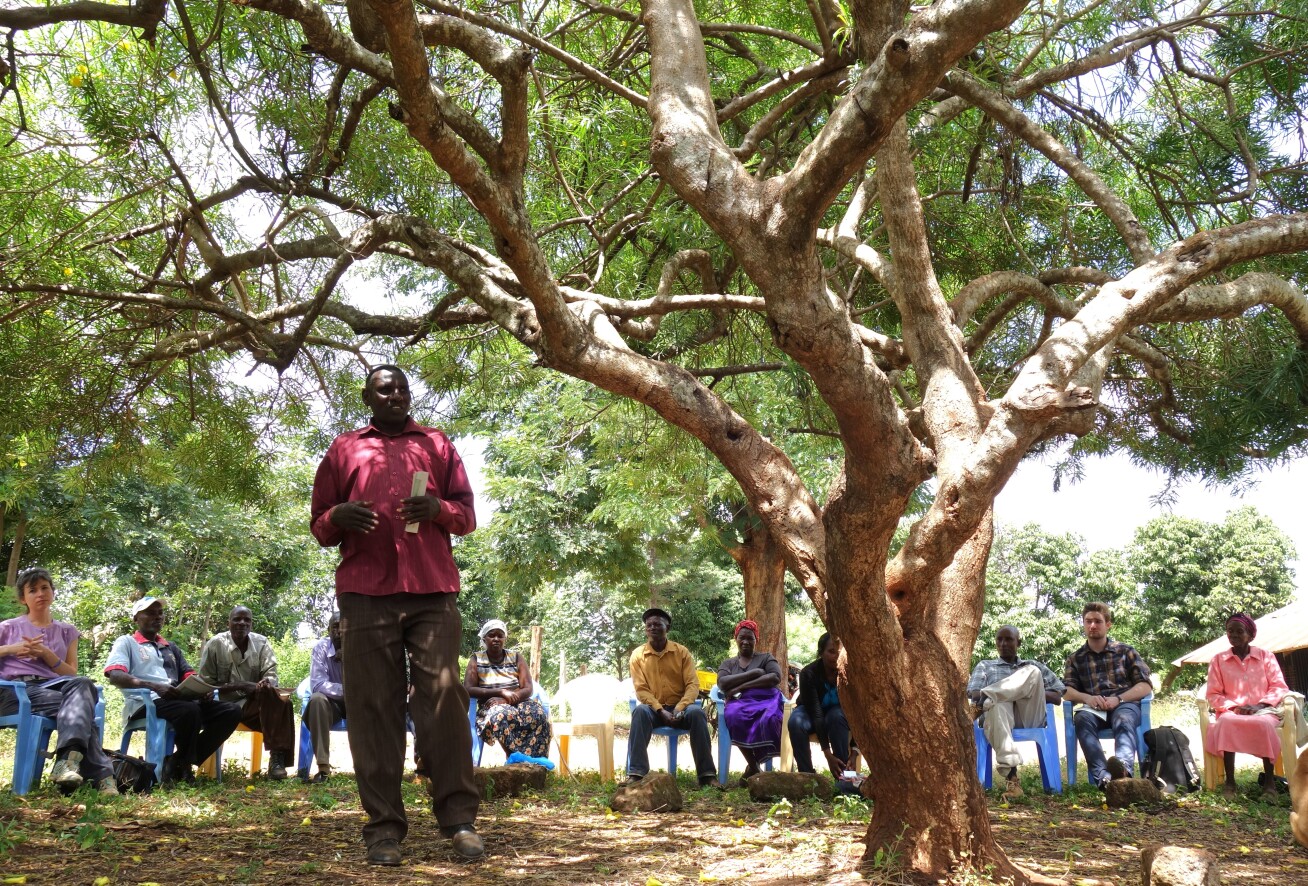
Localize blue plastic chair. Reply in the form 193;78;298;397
118;688;227;782
1063;694;1152;784
626;697;704;776
710;685;776;786
973;701;1062;793
469;681;550;765
1;680;105;795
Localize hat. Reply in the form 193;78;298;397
131;596;162;617
642;607;672;626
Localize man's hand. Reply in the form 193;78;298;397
823;750;847;775
397;494;442;524
329;501;378;532
154;682;183;700
657;708;679;727
225;681;258;695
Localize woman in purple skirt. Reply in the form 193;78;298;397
717;620;784;781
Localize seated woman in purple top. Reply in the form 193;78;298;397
717;619;784;782
0;568;116;794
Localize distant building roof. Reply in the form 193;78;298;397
1170;601;1308;668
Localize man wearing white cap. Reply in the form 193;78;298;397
105;597;242;786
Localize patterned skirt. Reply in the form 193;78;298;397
476;697;551;758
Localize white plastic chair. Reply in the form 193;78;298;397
551;674;623;781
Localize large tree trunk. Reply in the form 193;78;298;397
731;520;789;677
822;480;1035;881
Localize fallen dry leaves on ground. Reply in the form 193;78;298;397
1;771;1305;885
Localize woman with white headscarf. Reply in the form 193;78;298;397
463;619;550;758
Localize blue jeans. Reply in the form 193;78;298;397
786;704;850;774
1073;700;1141;787
627;704;715;780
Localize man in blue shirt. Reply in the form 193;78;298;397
105;597;241;786
303;612;344;782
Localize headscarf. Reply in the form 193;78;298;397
478;619;508;644
1226;612;1257;640
734;619;760;639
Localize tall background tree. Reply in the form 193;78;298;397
981;511;1296;682
2;0;1307;878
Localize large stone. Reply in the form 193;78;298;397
1105;776;1162;808
610;772;683;813
1141;844;1221;886
473;764;548;799
746;771;834;803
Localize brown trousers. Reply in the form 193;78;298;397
339;591;477;847
237;684;296;753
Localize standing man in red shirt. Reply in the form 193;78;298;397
311;365;482;865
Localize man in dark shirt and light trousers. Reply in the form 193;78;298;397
311;365;482;865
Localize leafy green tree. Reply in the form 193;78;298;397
3;0;1307;877
1127;507;1296;671
980;523;1090;669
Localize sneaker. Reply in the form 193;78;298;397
51;751;85;791
95;777;120;796
1106;756;1129;780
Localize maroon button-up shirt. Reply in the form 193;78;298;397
310;418;477;597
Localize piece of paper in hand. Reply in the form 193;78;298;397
406;471;429;533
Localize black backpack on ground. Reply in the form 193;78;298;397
1141;726;1200;794
104;748;159;794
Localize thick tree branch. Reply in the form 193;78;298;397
943;70;1154;265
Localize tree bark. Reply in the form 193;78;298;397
5;512;26;589
731;521;789;678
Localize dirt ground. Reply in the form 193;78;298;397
1;765;1305;886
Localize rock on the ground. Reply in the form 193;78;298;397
1141;844;1221;885
1105;776;1161;808
610;772;683;813
473;763;548;798
746;771;834;803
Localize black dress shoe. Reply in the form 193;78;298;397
440;823;485;860
267;751;288;781
366;838;402;866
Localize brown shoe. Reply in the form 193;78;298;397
366;838;402;866
1106;755;1129;780
442;824;485;860
1002;769;1024;799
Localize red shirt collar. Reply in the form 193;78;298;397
361;416;422;437
133;630;171;646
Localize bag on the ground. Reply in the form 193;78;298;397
1141;726;1200;794
104;748;158;794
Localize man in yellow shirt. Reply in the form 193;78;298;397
627;608;717;786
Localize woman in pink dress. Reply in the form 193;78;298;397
1205;612;1289;798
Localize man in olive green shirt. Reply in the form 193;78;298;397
627;608;716;786
198;606;294;779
